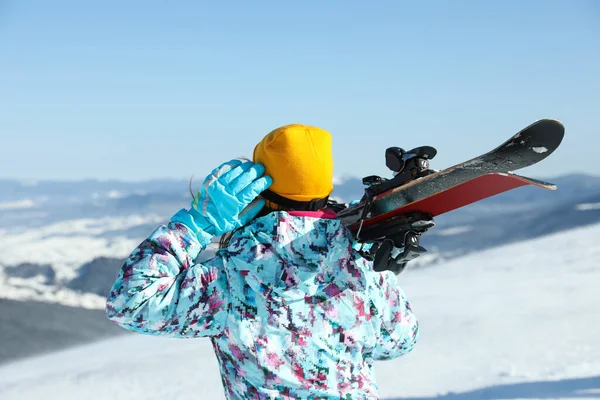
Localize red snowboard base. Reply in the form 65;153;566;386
351;172;556;231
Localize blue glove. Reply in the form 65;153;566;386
172;159;272;238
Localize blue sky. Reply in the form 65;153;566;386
1;0;598;181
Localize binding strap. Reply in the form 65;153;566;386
260;189;329;211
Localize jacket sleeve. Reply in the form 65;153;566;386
105;209;229;338
368;270;419;360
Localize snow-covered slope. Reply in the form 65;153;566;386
0;214;165;308
1;224;598;399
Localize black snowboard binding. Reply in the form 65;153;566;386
362;146;438;193
356;212;435;274
356;146;438;274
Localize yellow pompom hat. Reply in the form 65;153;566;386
253;124;334;210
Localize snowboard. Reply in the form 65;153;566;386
338;118;565;237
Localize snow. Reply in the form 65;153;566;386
0;214;166;308
333;175;346;185
1;224;599;399
576;202;600;211
0;282;108;309
0;199;36;210
430;225;472;236
0;214;164;274
107;190;124;199
463;159;484;168
532;147;548;154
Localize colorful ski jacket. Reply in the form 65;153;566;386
106;210;419;399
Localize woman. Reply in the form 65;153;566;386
106;124;419;399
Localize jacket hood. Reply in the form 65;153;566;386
221;211;367;300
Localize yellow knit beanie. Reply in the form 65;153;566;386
253;124;334;204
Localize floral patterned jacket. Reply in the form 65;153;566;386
106;210;418;399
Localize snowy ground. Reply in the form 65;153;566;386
0;214;164;308
0;224;599;399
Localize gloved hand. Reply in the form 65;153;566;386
172;159;272;238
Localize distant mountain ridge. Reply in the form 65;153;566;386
3;172;599;219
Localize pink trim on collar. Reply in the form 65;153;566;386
288;209;338;219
